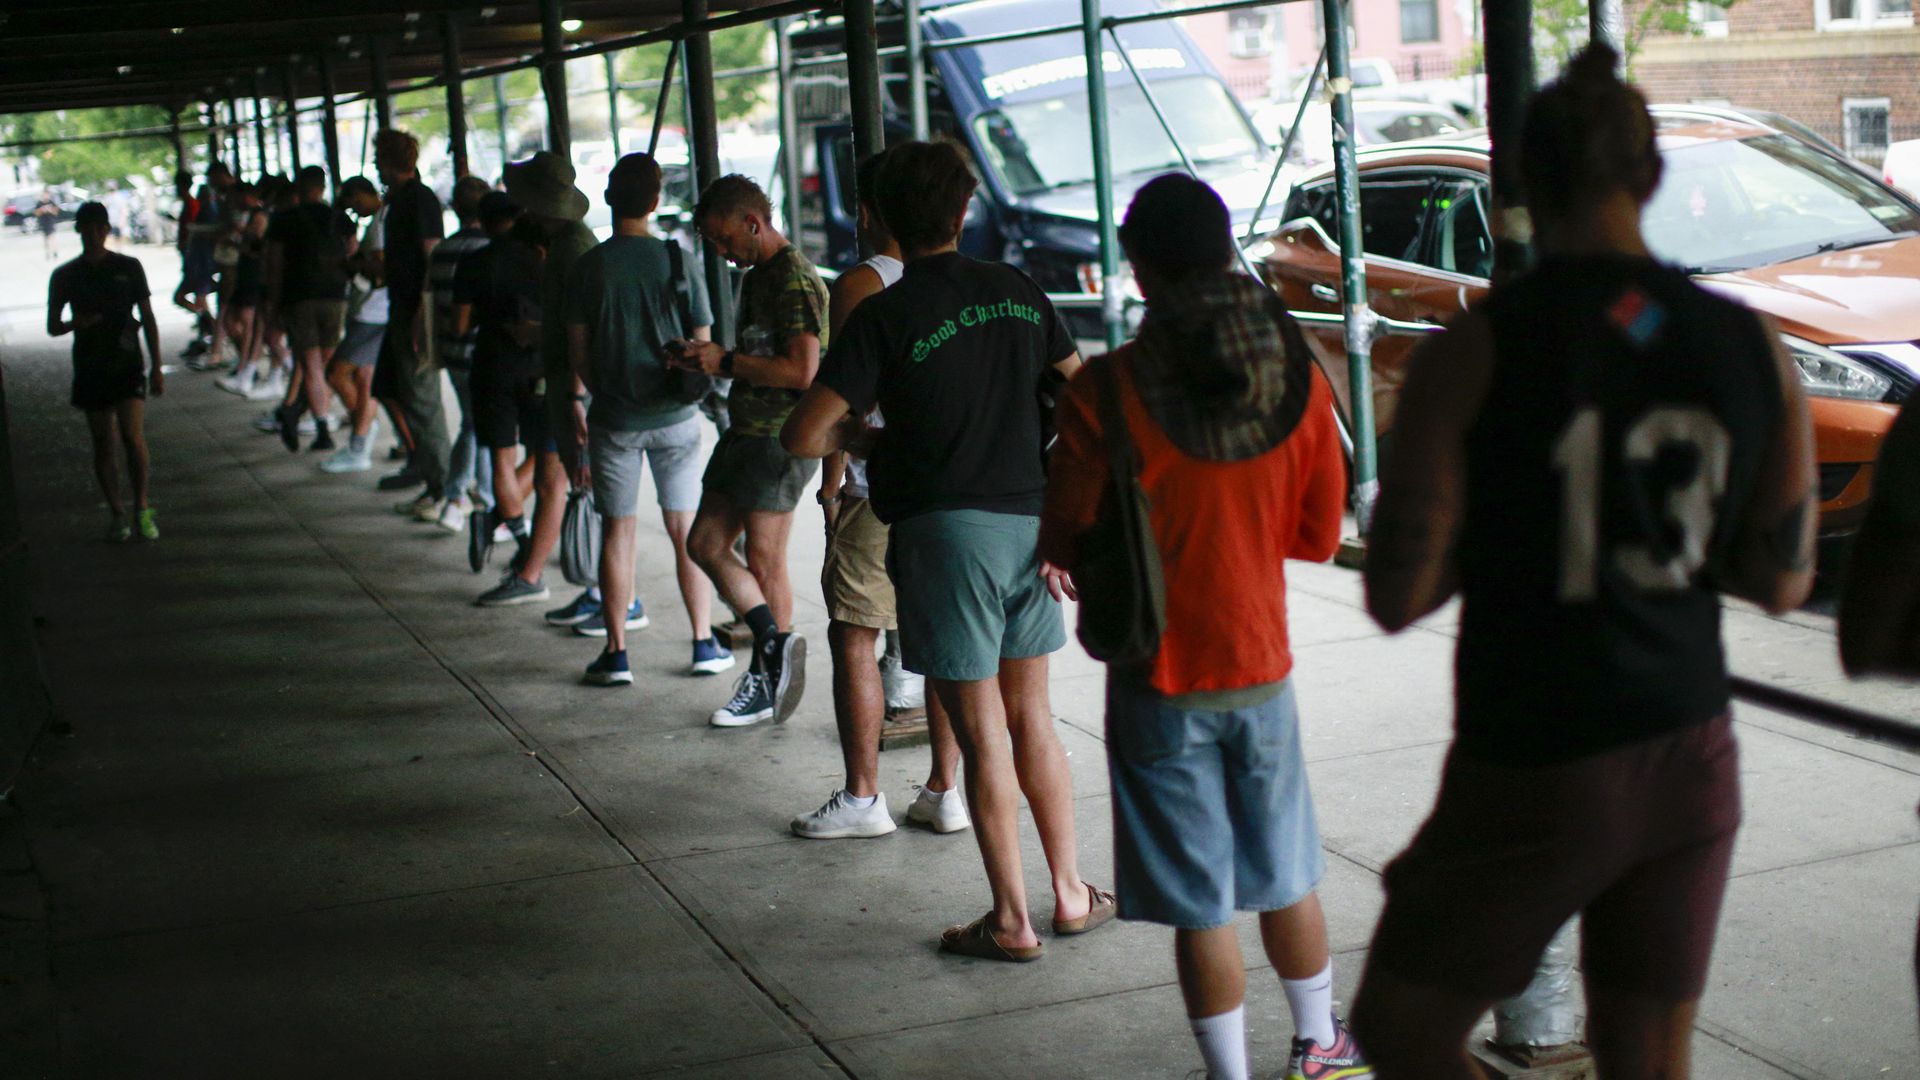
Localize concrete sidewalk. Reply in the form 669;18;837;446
1;235;1915;1079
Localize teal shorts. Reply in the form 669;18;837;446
887;509;1067;682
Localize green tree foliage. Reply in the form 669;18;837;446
616;24;774;126
1;106;187;190
1537;0;1739;70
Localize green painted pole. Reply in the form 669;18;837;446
318;54;342;198
493;75;511;173
605;52;623;155
775;22;804;237
1320;0;1379;532
905;0;930;141
1081;0;1123;351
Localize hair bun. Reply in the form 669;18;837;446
1566;42;1622;86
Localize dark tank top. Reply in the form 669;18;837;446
1456;255;1782;765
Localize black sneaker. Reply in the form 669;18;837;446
468;507;496;573
275;404;303;452
377;466;421;491
760;632;808;724
309;419;335;452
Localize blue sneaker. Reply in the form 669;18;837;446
690;635;735;676
544;589;601;627
583;649;633;687
573;600;649;638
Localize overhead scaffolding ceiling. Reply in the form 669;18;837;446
0;1;804;117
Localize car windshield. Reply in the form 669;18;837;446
1645;133;1920;272
973;76;1261;196
1355;107;1465;145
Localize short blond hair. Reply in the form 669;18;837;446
374;128;420;170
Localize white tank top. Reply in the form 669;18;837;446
844;255;904;501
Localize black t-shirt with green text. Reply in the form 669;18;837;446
817;252;1075;523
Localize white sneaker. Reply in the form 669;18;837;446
320;444;373;473
905;785;971;834
791;790;896;839
296;413;318;436
437;497;471;534
215;371;251;396
252;410;280;433
246;373;287;401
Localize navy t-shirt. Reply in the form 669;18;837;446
381;176;444;308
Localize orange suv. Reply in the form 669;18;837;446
1261;108;1916;534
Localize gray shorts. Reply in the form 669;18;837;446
590;417;704;515
336;320;386;369
701;429;819;514
887;509;1066;682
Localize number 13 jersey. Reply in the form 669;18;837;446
1458;254;1783;766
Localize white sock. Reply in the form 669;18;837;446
841;790;877;808
587;586;602;601
1189;1005;1249;1080
1282;960;1337;1048
918;786;950;803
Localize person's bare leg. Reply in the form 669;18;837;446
663;508;710;640
1586;987;1699;1080
516;456;534;491
743;510;796;629
600;515;638;652
350;368;378;437
516;450;567;585
300;348;333;417
688;495;765;617
932;674;1039;949
925;693;962;791
115;400;151;510
85;410;123;518
491;447;525;520
830;622;884;797
1350;966;1491;1080
1259;894;1331;980
996;653;1088;924
1177;926;1248;1018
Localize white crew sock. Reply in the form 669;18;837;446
1189;1005;1249;1080
841;790;877;809
1281;960;1337;1048
918;786;950;803
587;586;602;601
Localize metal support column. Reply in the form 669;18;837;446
539;0;572;157
1320;0;1379;533
904;0;930;140
205;101;221;166
1591;0;1625;56
442;14;471;178
1485;0;1535;284
170;111;187;178
251;74;271;176
227;98;244;173
845;0;886;257
1080;0;1123;351
648;43;682;157
281;64;303;173
493;75;511;172
683;0;734;344
775;22;804;238
369;36;393;133
605;53;623;155
318;52;343;197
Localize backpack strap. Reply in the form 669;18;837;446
665;240;696;339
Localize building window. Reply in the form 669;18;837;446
1818;0;1913;30
1401;0;1440;43
1845;98;1892;163
1689;1;1730;36
1228;11;1273;58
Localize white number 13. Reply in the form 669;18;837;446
1550;406;1731;601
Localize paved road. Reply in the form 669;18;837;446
1;227;1915;1078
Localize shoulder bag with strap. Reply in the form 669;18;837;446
1072;353;1166;666
663;241;717;406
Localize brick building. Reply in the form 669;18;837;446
1630;0;1920;165
1177;0;1476;102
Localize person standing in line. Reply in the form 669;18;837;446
47;202;165;542
35;188;60;261
368;130;452;519
790;149;969;841
430;174;498;537
267;166;357;454
1039;175;1365;1080
562;152;735;685
1351;45;1817;1079
676;175;828;729
214;182;273;398
783;141;1113;961
316;177;389;469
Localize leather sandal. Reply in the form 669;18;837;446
939;915;1044;963
1052;882;1118;935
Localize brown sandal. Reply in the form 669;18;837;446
939;915;1044;963
1052;882;1118;935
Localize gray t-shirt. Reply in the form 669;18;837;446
564;234;714;432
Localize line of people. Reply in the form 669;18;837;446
88;45;1914;1080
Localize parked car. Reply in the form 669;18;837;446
1884;138;1920;199
1260;108;1918;535
1249;98;1472;168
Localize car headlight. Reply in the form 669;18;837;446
1784;335;1893;401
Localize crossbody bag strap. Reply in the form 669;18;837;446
1095;351;1140;490
665;240;695;339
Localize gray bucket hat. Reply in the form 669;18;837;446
503;151;590;222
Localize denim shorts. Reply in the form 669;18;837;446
590;417;703;515
887;509;1066;682
1106;677;1325;929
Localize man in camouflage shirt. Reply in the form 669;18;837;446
679;175;829;728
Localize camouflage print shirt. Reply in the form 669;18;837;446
728;244;829;437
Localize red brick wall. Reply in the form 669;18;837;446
1626;0;1816;36
1633;54;1920;151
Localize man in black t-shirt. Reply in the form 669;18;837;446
267;166;356;447
783;142;1113;964
369;128;452;520
47;202;165;542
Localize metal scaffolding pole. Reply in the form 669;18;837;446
205;101;220;167
318;52;343;198
227;97;244;173
775;20;804;238
605;53;623;156
1486;0;1535;284
904;0;930;140
369;35;394;132
845;0;885;258
251;75;271;176
539;0;572;156
443;14;472;179
282;64;303;173
647;43;682;157
684;0;734;343
1591;0;1625;56
1080;0;1123;351
1319;0;1379;533
493;74;512;173
170;112;187;178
